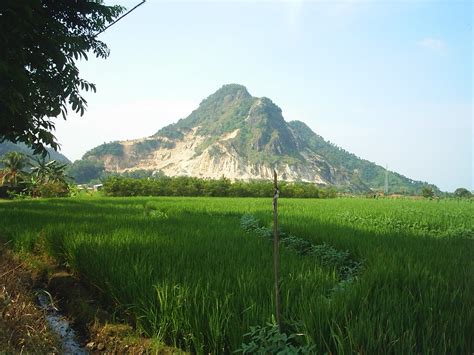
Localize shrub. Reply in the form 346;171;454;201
34;182;70;198
237;323;315;354
454;187;472;198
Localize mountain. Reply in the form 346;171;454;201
80;84;437;193
0;141;71;163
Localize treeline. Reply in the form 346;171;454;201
103;176;337;198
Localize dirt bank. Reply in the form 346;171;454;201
0;246;60;353
0;245;183;354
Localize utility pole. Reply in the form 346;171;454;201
273;170;282;332
384;165;389;195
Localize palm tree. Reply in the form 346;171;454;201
44;160;71;185
0;152;29;187
30;157;71;185
30;156;49;183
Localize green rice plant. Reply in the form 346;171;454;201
240;213;363;284
0;197;472;354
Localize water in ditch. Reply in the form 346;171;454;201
37;291;87;354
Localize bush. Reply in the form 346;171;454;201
0;186;24;198
454;187;472;198
422;186;434;198
34;182;70;198
237;323;315;354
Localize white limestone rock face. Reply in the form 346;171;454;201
100;128;331;184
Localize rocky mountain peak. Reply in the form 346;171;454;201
199;84;252;108
215;83;251;98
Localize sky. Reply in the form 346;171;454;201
54;0;473;192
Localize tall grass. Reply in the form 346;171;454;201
0;197;472;353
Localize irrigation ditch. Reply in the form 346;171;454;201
36;290;86;354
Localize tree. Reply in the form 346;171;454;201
0;0;124;155
454;187;472;198
31;157;70;184
67;159;105;184
25;157;70;197
422;186;435;198
0;152;30;187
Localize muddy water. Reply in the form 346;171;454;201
37;292;87;354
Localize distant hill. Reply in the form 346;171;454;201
78;84;438;194
0;141;71;163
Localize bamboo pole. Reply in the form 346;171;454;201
273;170;282;332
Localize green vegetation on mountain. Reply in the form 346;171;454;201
133;139;175;155
154;85;301;164
287;120;437;194
226;96;305;167
154;125;185;140
84;141;123;158
156;84;254;138
67;159;105;184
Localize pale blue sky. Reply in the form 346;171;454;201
55;0;473;192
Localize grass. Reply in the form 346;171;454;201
0;197;472;353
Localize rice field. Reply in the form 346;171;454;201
1;197;473;353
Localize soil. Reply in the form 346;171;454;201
0;244;184;354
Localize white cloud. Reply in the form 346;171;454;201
417;37;447;53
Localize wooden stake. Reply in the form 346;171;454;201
273;170;282;332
